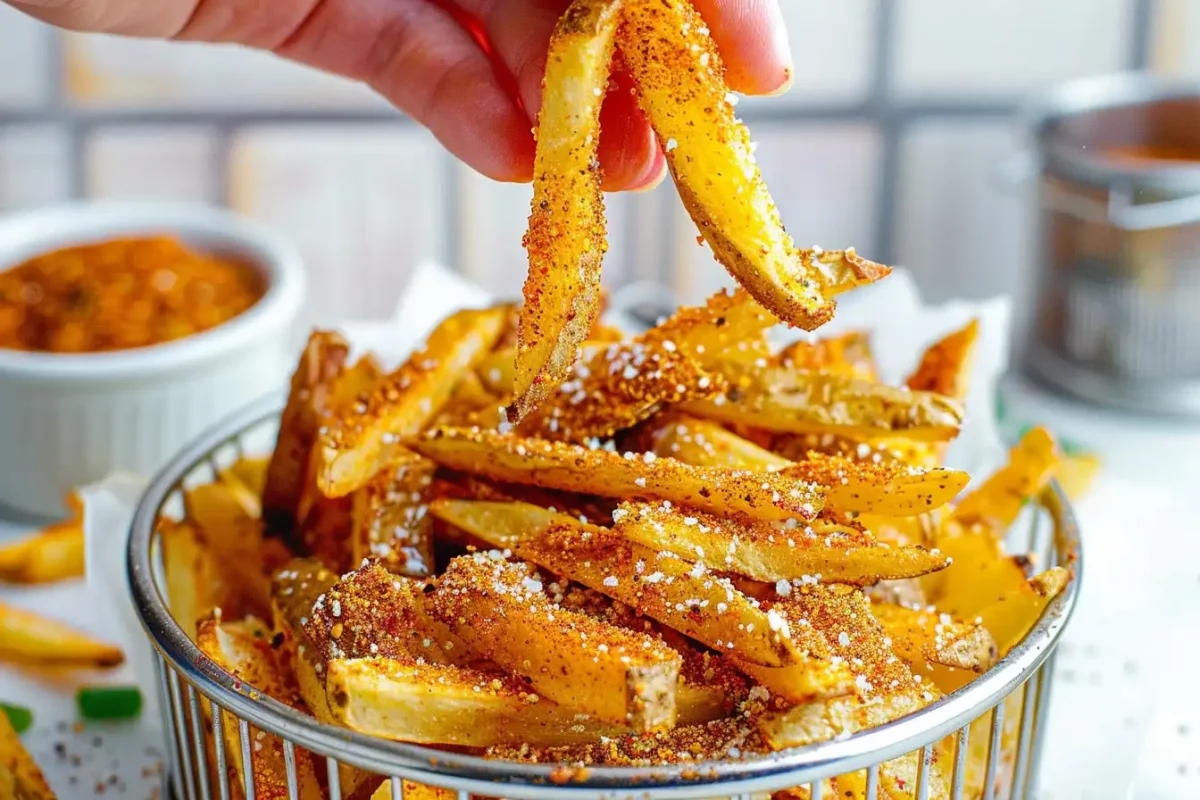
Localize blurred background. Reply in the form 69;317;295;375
0;0;1194;331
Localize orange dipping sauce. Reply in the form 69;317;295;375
0;237;265;354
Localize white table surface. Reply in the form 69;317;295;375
3;375;1200;800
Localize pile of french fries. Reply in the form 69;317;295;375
142;281;1077;800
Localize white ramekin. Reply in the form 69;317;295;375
0;201;306;518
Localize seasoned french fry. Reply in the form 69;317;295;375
0;602;123;668
782;453;969;516
947;426;1059;535
413;427;824;522
429;553;681;729
429;499;803;667
517;337;724;442
832;753;952;800
641;414;789;470
758;690;930;750
0;708;55;800
872;602;996;672
777;331;878;381
370;781;455;800
512;0;622;420
614;502;949;585
196;616;324;800
647;288;777;368
683;365;964;442
349;459;437;576
622;0;890;330
318;307;507;497
263;331;350;523
930;541;1032;619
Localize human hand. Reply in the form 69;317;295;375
7;0;793;190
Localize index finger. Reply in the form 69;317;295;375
691;0;793;96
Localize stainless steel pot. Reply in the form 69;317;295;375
1017;72;1200;417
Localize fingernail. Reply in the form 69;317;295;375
765;5;795;97
628;150;668;193
763;66;794;98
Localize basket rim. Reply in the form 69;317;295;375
127;392;1082;796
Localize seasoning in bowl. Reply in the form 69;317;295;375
0;236;265;354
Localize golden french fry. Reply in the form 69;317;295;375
621;0;890;330
782;453;969;516
758;690;930;750
263;331;350;524
0;709;55;800
185;482;272;619
511;0;622;420
642;414;790;470
974;567;1070;657
349;459;437;576
614;502;949;585
412;427;824;522
223;454;270;499
196;616;324;800
370;781;455;800
0;602;123;668
777;331;878;381
161;519;245;641
683;366;964;442
906;319;980;400
0;521;84;584
647;288;777;369
947;426;1059;535
429;554;681;729
318;307;507;497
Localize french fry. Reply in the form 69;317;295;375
647;288;777;368
930;541;1033;619
0;708;55;800
777;331;878;381
758;690;930;750
185;482;272;618
429;553;681;729
370;781;455;800
905;319;980;399
326;656;629;747
428;499;803;667
871;601;997;693
782;453;969;516
196;616;324;800
946;426;1059;535
318;307;507;497
641;414;789;470
161;519;245;640
974;567;1070;657
0;520;84;584
683;366;964;442
512;0;622;420
263;331;350;524
413;427;825;522
0;602;123;668
614;502;949;585
832;753;952;800
223;454;270;499
517;337;724;442
349;459;437;576
621;0;890;330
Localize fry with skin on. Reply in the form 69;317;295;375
349;459;437;576
185;482;272;618
412;427;825;522
905;319;980;398
614;502;949;585
640;414;790;470
196;616;324;800
512;0;622;420
682;364;964;442
946;426;1060;536
871;601;997;693
161;518;245;641
263;331;349;524
318;307;507;498
0;708;55;800
429;553;682;729
0;602;123;668
782;453;969;516
621;0;891;330
428;499;806;667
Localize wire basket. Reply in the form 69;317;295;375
127;392;1082;800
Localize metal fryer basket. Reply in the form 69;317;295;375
127;392;1082;800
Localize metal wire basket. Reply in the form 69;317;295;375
127;392;1082;800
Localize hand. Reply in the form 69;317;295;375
8;0;793;190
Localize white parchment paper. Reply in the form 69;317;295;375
75;262;1013;734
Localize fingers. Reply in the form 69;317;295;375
690;0;793;96
274;0;538;182
597;64;663;192
5;0;195;35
